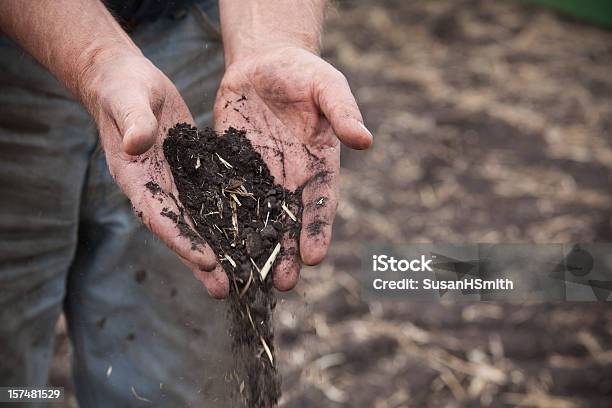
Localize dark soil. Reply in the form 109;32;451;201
163;123;302;407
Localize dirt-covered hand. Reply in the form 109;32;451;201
214;46;373;291
83;51;228;298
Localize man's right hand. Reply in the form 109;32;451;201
81;50;230;298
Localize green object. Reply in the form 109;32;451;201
527;0;612;28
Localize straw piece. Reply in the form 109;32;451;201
259;242;281;281
281;202;297;221
250;257;261;273
239;269;253;298
231;193;242;207
131;386;151;403
215;153;233;169
260;336;274;365
224;254;236;268
246;305;256;329
231;200;238;236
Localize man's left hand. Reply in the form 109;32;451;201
214;46;372;291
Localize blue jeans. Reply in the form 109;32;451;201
0;4;233;407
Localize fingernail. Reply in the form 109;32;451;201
357;121;373;138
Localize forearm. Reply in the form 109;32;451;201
0;0;140;105
219;0;326;66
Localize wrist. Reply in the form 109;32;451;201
219;0;325;67
222;24;321;68
225;37;320;69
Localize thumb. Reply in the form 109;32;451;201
315;67;373;150
109;90;159;156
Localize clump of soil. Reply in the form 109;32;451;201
162;123;302;407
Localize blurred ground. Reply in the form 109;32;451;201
50;0;612;407
275;1;612;407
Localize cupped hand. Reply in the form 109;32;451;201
214;46;372;291
82;51;229;298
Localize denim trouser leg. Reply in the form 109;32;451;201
0;3;231;407
0;42;94;399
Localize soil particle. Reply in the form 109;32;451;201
96;317;106;330
134;269;147;284
260;224;278;241
162;123;303;407
246;232;265;258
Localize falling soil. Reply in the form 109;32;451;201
162;123;302;407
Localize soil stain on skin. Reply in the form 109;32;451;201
155;203;206;251
306;218;327;237
162;123;303;407
144;181;162;195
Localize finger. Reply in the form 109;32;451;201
300;170;338;265
136;185;218;272
315;67;373;150
273;232;302;291
108;88;159;155
180;256;229;299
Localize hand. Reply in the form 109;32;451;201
214;46;372;291
82;50;229;298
